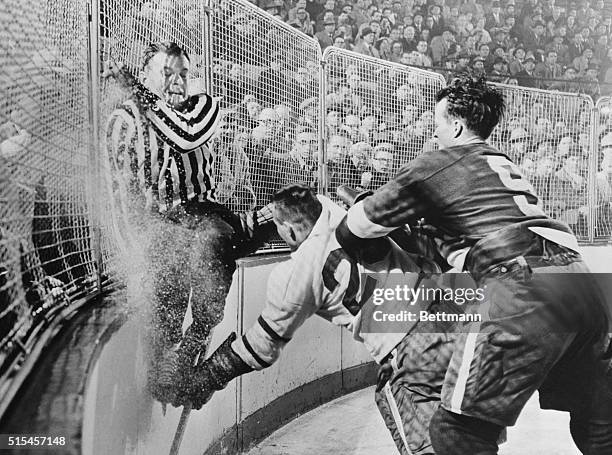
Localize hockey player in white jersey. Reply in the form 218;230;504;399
172;184;458;454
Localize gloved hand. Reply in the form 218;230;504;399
336;184;372;208
103;59;159;110
376;354;395;392
171;332;253;410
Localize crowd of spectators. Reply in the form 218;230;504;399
257;0;611;98
204;0;612;243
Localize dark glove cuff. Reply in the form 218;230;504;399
204;332;253;391
354;190;373;204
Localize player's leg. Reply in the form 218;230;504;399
430;408;503;455
432;261;587;454
375;315;457;455
543;314;612;454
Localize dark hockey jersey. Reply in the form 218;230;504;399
345;143;577;269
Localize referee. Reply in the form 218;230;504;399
105;42;273;404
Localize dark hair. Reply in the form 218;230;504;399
435;75;506;140
142;42;190;70
271;184;322;227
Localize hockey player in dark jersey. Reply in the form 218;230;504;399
167;184;460;455
335;75;612;454
104;42;274;406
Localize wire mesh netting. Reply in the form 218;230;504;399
0;0;96;377
594;96;612;242
210;0;322;213
488;84;596;243
98;0;212;267
322;48;445;201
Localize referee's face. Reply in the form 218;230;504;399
143;52;190;108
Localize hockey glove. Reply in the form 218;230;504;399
172;332;253;410
376;353;395;392
336;184;372;208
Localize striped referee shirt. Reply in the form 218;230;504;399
106;93;220;213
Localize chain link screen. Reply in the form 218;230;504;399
595;96;612;243
0;0;94;378
321;48;445;201
210;0;322;214
98;0;211;269
489;83;596;243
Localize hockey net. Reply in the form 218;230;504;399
321;48;445;201
489;84;596;242
0;0;95;378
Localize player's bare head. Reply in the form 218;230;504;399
271;184;322;250
434;76;505;148
140;41;190;108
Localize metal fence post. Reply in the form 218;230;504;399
588;99;599;244
87;0;103;294
319;50;328;197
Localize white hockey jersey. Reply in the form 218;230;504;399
232;195;431;369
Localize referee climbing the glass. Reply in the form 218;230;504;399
104;42;274;405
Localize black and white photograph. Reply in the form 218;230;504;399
1;0;612;454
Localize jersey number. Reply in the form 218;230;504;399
321;248;377;316
486;155;546;217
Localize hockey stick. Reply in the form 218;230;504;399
169;403;192;455
168;287;195;455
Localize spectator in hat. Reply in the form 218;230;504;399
455;51;471;73
314;0;337;30
486;1;505;29
472;55;486;76
315;18;336;49
353;27;380;58
489;57;509;82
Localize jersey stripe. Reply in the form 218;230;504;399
258;316;292;342
242;334;271;369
